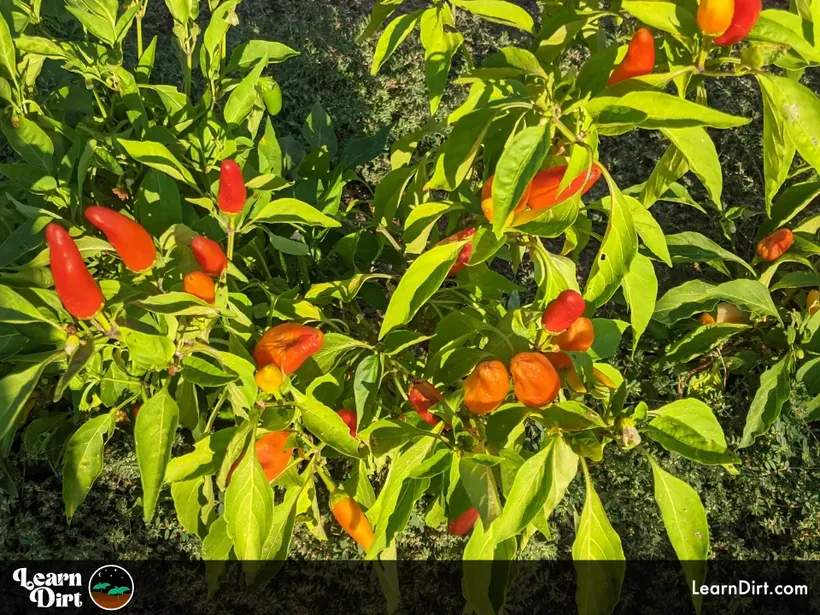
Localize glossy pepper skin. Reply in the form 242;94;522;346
448;507;480;536
608;28;655;86
45;223;105;320
554;317;595;352
253;323;325;374
699;313;716;325
408;380;444;427
336;409;357;438
714;0;761;45
528;165;602;211
808;290;820;316
511;352;560;407
191;235;228;276
481;175;532;225
756;228;793;262
218;160;247;214
255;363;285;393
435;228;477;275
227;431;293;484
542;290;586;333
464;360;510;415
184;270;216;304
85;206;156;272
331;495;374;551
697;0;734;37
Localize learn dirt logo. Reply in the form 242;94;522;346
87;565;134;611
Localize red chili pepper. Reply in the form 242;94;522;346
85;206;156;272
408;380;446;428
336;409;358;438
253;323;325;374
218;160;247;214
608;28;655;86
45;223;105;320
542;289;586;333
448;507;480;536
191;235;228;277
435;228;476;275
714;0;761;46
528;165;602;211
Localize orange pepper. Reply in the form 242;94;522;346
756;228;793;262
253;323;325;374
608;28;655;86
697;0;735;37
184;270;216;304
554;317;595;352
510;352;560;407
463;360;510;415
331;494;374;551
480;175;531;225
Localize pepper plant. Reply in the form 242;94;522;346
0;1;818;614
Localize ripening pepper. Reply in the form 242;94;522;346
481;174;532;225
554;317;595;352
715;0;761;45
542;289;586;333
756;228;793;262
435;228;477;275
331;494;374;551
510;352;560;407
45;223;105;320
408;380;445;427
699;313;716;325
716;302;745;324
528;165;602;211
808;290;820;316
608;28;656;86
697;0;734;37
255;363;285;393
218;160;247;214
448;507;480;536
184;270;216;304
464;360;510;415
85;206;156;272
227;431;293;485
337;409;357;438
253;323;325;374
545;352;573;370
191;235;228;277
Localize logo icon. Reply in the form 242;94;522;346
87;565;134;611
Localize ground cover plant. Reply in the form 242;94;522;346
0;0;818;613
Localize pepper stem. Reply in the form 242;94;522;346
315;464;338;495
93;311;113;335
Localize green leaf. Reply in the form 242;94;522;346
653;279;780;325
133;292;217;317
378;240;466;338
121;326;175;371
229;40;299;69
136;170;183;236
117;139;197;187
649;455;708;615
55;340;97;402
224;53;268;127
661;127;722;207
302;102;338;159
358;0;406;42
171;478;207;537
491;123;550;236
62;410;116;521
182;355;239;387
382;329;432;355
665;323;749;364
665;231;756;276
341;126;390;168
758;75;795;210
420;6;463;115
225;435;275;560
362;418;423;457
541;436;579;519
572;463;625;615
373;165;417;225
251;198;341;228
622;253;657;354
371;10;423;75
0;284;60;326
66;0;118;45
0;12;16;83
760;181;820;239
584;175;637;309
0;114;54;172
166;428;234;483
621;1;696;41
646;399;738;465
0;352;61;441
540;401;606;431
135;389;180;522
292;389;361;458
459;455;502;527
627;195;671;265
748;12;820;63
354;354;381;428
739;356;792;448
450;0;535;33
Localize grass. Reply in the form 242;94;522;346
1;0;818;575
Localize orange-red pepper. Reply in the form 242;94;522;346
45;223;105;320
608;28;655;86
183;270;216;304
253;323;325;374
554;317;595;352
511;352;560;407
481;175;532;225
331;494;374;551
463;360;510;415
715;0;761;45
542;289;586;333
528;165;602;211
756;228;793;262
435;228;476;275
448;507;479;536
408;380;445;427
85;206;156;272
218;160;247;214
191;235;228;277
227;431;293;484
336;409;358;438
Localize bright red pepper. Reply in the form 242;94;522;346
714;0;761;45
253;323;325;374
448;507;480;536
191;235;228;277
608;28;655;86
336;409;358;438
542;290;586;333
218;160;247;214
184;270;216;304
408;380;445;427
528;165;602;211
85;206;156;272
435;228;476;275
45;223;105;320
756;228;793;262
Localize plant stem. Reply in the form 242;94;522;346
315;464;337;494
185;53;193;99
91;87;108;121
204;391;228;434
136;10;144;58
